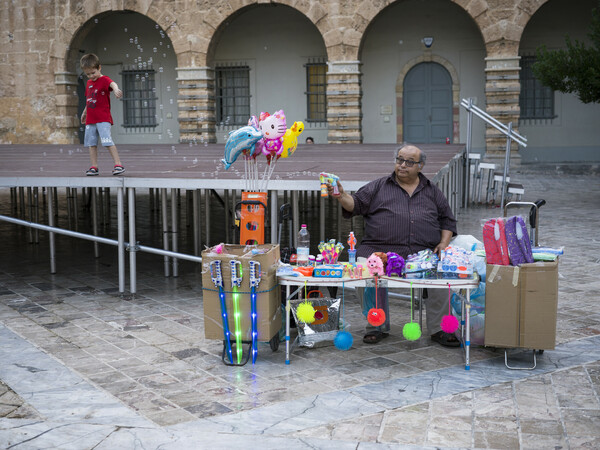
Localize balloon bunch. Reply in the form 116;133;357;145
221;109;304;192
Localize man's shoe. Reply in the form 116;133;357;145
86;167;99;176
112;165;125;175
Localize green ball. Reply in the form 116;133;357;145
296;301;316;323
403;322;422;341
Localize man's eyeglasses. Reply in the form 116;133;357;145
395;157;421;167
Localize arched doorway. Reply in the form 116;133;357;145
403;62;453;144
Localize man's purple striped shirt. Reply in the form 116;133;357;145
343;172;457;258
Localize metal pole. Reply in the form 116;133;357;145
47;187;56;274
464;98;473;207
292;190;299;247
270;190;278;244
73;188;79;231
161;188;170;277
171;188;179;277
319;196;325;243
204;189;211;247
500;122;513;211
91;188;100;258
33;187;39;243
224;189;230;243
66;187;72;228
128;188;137;295
27;187;33;243
193;189;200;256
117;187;125;294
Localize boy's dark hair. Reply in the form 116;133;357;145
80;53;100;69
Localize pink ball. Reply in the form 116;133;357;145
440;314;459;333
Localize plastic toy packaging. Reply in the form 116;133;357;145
437;245;475;275
405;249;439;273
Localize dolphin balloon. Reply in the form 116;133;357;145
222;126;264;170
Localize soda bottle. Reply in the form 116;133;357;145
297;224;310;266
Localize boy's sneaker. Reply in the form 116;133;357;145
112;165;125;175
86;167;99;176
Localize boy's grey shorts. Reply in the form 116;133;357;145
84;122;115;147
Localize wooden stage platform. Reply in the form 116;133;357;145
0;143;466;192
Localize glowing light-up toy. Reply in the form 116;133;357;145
249;261;261;364
210;261;233;363
230;260;243;364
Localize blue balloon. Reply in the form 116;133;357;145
222;126;264;170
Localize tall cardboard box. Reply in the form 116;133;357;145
484;260;558;350
201;244;281;342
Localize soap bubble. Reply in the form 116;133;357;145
94;18;98;23
124;27;127;32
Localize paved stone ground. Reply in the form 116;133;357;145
1;168;599;448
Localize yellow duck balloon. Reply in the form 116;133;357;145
280;121;304;158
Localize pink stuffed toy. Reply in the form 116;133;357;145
366;254;385;276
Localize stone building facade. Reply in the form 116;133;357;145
1;0;598;161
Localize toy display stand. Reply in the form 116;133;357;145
236;192;268;245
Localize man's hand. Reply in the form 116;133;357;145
80;110;86;125
327;179;344;198
433;230;453;257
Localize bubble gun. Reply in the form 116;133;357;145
320;172;340;197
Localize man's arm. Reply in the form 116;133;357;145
110;81;123;99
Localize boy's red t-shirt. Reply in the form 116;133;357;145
85;76;114;125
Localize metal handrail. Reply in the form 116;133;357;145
461;98;528;209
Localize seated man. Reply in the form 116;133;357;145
328;144;459;347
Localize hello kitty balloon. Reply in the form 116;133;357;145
259;110;286;158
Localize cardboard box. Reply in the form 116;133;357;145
201;244;281;341
484;260;558;350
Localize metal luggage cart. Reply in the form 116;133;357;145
502;199;548;370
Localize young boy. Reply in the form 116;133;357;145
80;53;125;175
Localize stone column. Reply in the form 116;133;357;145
484;56;522;161
326;60;362;144
175;66;216;144
54;71;79;144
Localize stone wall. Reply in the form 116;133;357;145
0;0;550;150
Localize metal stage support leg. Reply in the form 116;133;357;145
117;187;125;294
193;189;200;256
48;187;56;274
128;188;137;295
19;187;25;218
10;187;17;213
225;190;230;243
33;187;39;243
319;195;325;244
73;188;79;231
66;187;72;228
105;188;111;227
270;190;278;244
292;191;299;247
204;189;211;247
161;188;170;277
98;186;104;228
171;188;179;277
91;188;100;258
53;187;58;220
27;187;33;243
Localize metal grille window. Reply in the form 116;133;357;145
519;56;555;120
305;61;327;122
215;65;250;126
121;69;158;128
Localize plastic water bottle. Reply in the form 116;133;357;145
297;224;310;266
